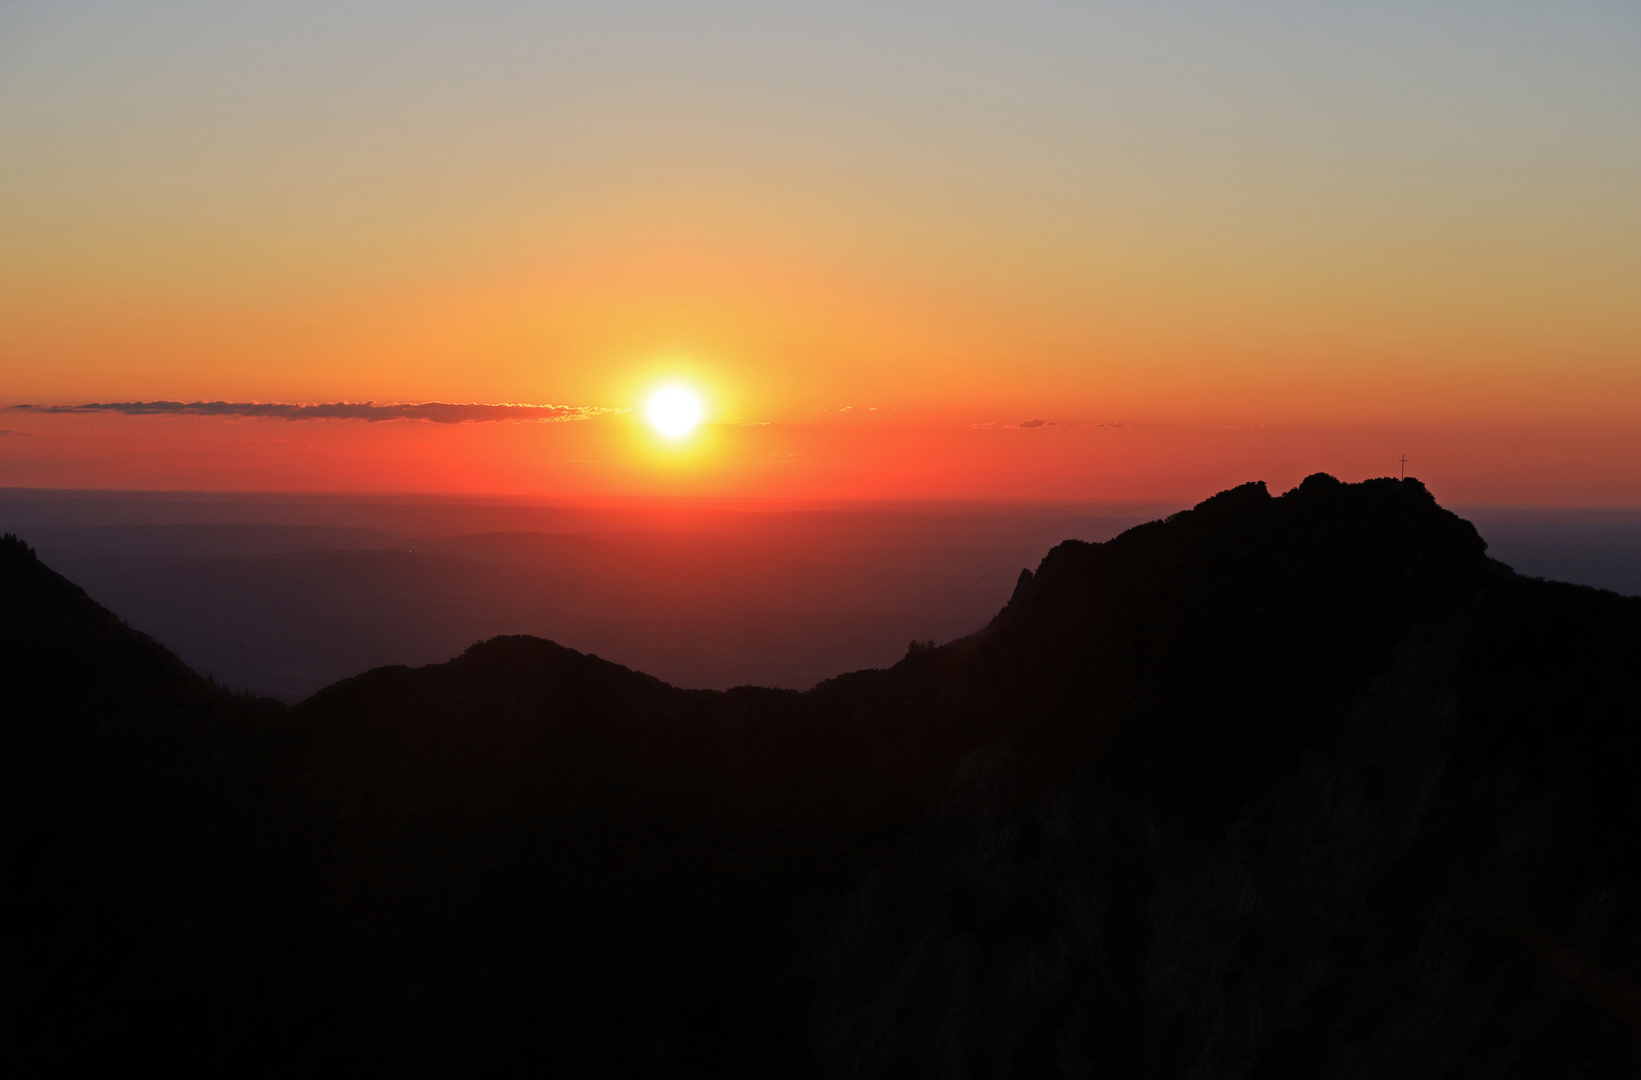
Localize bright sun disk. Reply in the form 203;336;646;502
645;385;705;438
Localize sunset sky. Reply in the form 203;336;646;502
3;2;1638;504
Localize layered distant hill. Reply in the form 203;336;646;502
5;475;1640;1077
12;494;1633;704
13;502;1154;699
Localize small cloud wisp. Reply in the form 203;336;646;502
9;401;615;424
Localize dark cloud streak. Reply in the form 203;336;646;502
9;401;614;424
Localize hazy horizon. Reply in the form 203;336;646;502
7;483;1636;702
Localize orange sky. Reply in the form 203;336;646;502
2;3;1638;504
5;409;1636;508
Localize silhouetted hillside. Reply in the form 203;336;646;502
5;478;1640;1077
1;533;294;1071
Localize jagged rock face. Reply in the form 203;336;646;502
807;484;1641;1079
958;474;1492;820
5;478;1640;1078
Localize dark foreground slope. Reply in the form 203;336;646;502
0;533;296;1070
5;476;1641;1078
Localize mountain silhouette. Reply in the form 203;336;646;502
4;475;1640;1077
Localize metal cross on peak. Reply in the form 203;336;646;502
1399;455;1407;479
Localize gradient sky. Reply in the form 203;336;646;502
2;1;1638;503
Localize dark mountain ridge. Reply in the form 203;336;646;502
4;476;1639;1077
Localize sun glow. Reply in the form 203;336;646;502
645;385;705;439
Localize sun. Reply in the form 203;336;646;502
644;385;705;438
